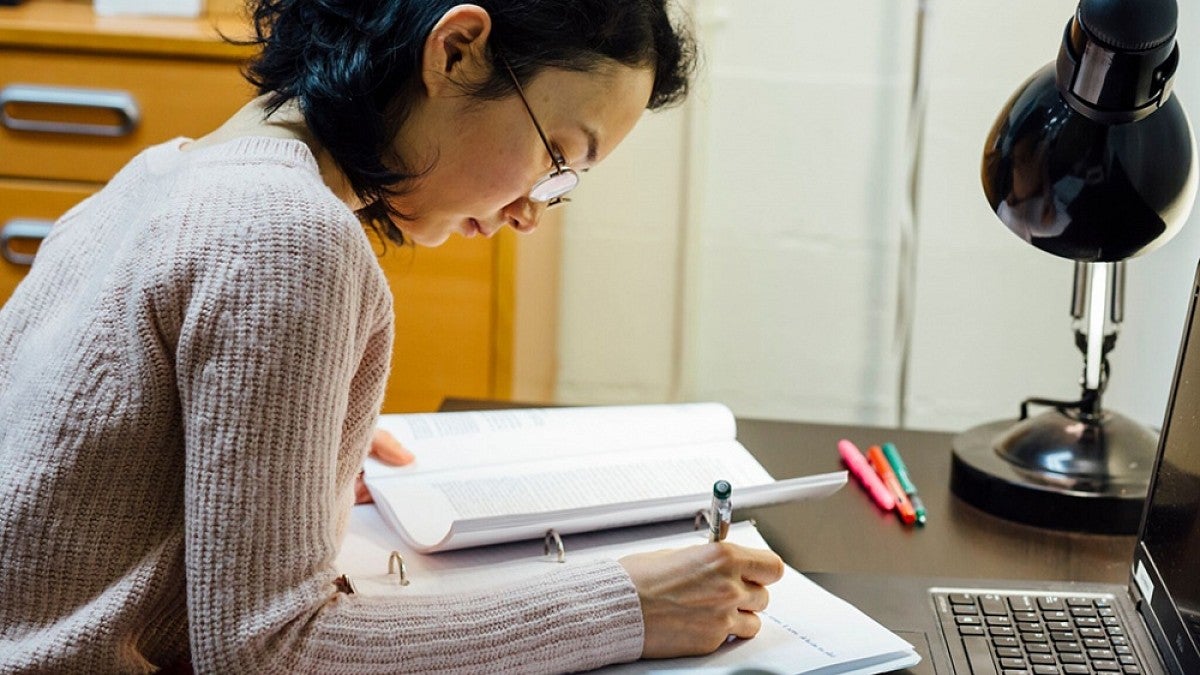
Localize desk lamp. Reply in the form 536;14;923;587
950;0;1198;533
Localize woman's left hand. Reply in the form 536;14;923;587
354;428;416;504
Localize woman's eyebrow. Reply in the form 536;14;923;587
582;126;598;164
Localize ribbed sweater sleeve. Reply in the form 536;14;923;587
0;137;645;674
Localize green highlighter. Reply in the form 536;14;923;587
882;443;926;526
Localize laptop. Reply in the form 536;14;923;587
811;263;1200;675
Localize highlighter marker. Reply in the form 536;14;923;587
882;442;926;526
837;439;895;511
867;445;917;526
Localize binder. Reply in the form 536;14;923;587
335;505;921;673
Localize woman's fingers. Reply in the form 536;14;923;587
354;429;415;505
370;428;415;465
619;542;784;659
730;609;764;640
354;473;372;504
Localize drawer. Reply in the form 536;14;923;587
0;177;95;305
0;48;250;183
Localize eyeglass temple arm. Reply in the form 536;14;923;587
501;59;567;172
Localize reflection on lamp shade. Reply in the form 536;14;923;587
981;64;1197;262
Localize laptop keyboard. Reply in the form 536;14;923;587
933;591;1144;675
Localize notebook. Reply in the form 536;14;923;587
813;262;1200;675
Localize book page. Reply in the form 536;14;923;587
364;403;737;478
336;509;918;674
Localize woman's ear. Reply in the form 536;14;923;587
421;4;493;98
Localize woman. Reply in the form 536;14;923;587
0;1;784;672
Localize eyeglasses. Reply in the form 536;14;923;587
502;59;579;208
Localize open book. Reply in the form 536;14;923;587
363;403;848;552
336;506;921;674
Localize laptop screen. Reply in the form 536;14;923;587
1136;273;1200;669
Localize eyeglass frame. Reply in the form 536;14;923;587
501;58;580;208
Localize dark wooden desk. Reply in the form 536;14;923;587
735;417;1136;584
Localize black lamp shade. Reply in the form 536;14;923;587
982;64;1196;262
981;0;1197;263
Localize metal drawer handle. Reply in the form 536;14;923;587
1;219;53;266
0;84;140;137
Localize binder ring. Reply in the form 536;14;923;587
387;551;410;586
544;529;565;563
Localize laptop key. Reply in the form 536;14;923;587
955;605;981;615
1055;641;1082;652
981;596;1008;615
996;647;1022;658
1025;644;1052;654
987;616;1013;626
994;637;1019;647
1009;596;1035;611
1049;631;1075;641
1042;610;1068;621
1032;666;1059;674
1088;649;1116;660
1017;622;1044;633
1079;627;1105;638
960;625;985;636
1063;665;1089;675
1122;666;1141;674
962;636;999;675
1028;654;1055;665
1058;653;1086;664
999;657;1026;669
1118;655;1137;665
991;627;1016;637
1093;660;1121;671
949;593;976;605
1015;611;1040;622
1038;597;1065;611
1066;597;1092;607
1112;644;1132;654
1083;637;1111;648
957;616;984;625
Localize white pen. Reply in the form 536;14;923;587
709;479;732;542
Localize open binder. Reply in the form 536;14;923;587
336;505;921;674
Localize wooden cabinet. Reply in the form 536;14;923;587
0;0;559;412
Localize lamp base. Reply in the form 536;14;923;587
950;410;1157;534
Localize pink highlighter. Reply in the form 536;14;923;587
838;439;896;511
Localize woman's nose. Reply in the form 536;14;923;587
502;197;545;234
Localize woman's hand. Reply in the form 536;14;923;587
619;543;785;658
354;428;416;504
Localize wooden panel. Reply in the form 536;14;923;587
379;236;496;413
0;177;95;305
0;0;251;59
0;48;252;182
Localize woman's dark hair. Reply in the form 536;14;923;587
240;0;697;245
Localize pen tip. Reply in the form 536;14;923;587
916;514;927;526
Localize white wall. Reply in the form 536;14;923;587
557;0;1200;433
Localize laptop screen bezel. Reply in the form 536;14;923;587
1129;262;1200;675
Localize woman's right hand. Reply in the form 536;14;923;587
618;543;785;658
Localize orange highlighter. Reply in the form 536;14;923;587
867;445;917;526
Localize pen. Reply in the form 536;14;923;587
882;442;926;526
709;479;732;542
837;439;895;511
867;445;917;526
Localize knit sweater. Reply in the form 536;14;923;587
0;137;644;673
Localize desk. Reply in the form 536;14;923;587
735;418;1136;584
